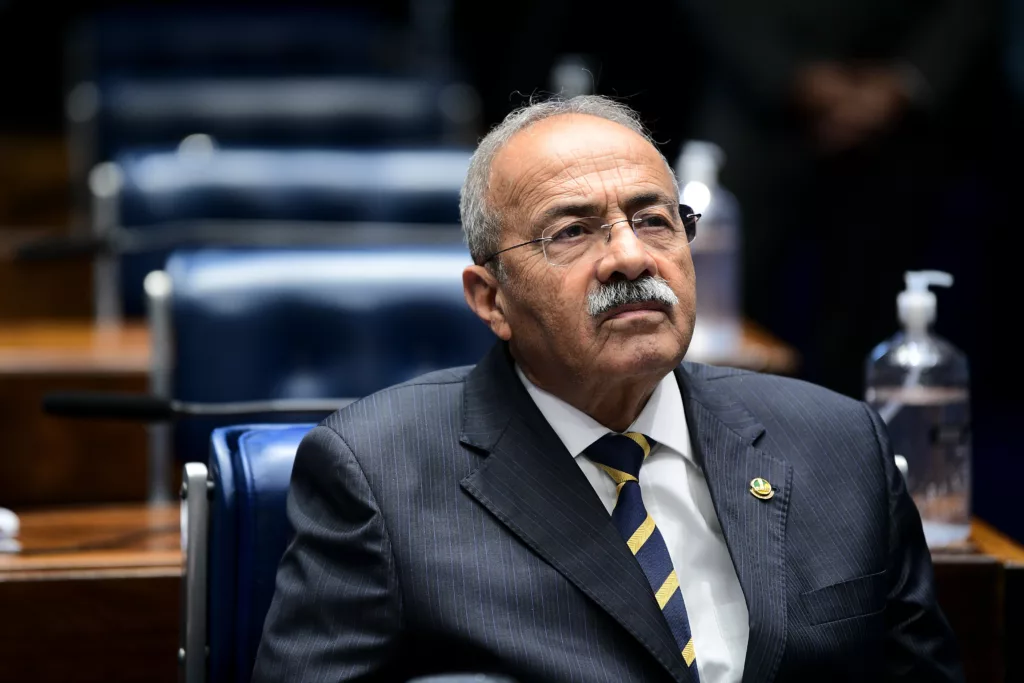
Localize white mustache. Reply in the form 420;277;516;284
587;276;679;318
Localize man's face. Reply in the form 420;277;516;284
484;113;696;385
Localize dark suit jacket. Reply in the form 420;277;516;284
253;342;963;683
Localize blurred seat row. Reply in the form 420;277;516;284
16;8;496;682
51;6;480;319
31;7;493;506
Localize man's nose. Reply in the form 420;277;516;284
596;222;658;282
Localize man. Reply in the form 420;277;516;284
253;95;963;683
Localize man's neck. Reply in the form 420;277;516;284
517;363;664;432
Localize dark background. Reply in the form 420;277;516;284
0;0;1020;535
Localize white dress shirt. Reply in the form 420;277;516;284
516;366;749;683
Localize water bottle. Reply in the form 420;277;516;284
675;141;742;362
865;270;972;549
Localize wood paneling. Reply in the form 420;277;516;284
0;322;149;506
933;555;1004;683
0;134;90;321
0;372;149;506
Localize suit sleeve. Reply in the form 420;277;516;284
863;404;965;682
252;424;402;682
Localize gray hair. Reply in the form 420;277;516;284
459;95;677;270
587;275;679;318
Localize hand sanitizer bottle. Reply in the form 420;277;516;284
676;140;742;361
865;271;972;549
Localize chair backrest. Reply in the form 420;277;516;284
156;247;494;462
95;78;474;162
107;147;471;316
206;423;312;683
118;147;471;225
69;8;404;82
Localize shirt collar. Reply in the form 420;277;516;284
515;364;693;463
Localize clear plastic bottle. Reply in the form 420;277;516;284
865;271;972;548
676;141;742;361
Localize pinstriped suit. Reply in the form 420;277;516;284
253;342;964;683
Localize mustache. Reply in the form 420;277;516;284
587;276;679;318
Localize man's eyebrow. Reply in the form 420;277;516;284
536;191;677;226
622;191;677;212
537;201;604;225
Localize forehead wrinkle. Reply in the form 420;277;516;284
489;117;672;238
531;157;648;221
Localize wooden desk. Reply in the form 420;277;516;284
0;504;180;683
0;321;149;375
931;520;1024;683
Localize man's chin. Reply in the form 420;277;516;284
594;336;686;379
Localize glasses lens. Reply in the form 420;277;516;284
542;217;603;266
540;205;696;266
632;204;689;248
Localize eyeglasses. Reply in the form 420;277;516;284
480;203;700;267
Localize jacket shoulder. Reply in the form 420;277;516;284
683;361;869;418
320;365;472;437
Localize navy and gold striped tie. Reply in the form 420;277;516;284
586;432;699;679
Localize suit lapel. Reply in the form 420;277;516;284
677;365;791;683
460;344;695;683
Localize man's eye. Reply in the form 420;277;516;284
635;215;672;230
550;223;590;241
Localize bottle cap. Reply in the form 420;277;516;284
898;270;953;329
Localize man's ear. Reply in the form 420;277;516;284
463;265;512;341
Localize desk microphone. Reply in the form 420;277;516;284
43;392;354;421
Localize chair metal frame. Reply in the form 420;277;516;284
145;269;175;504
179;461;211;683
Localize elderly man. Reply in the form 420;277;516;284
253;96;962;683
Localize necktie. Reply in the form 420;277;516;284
586;432;700;679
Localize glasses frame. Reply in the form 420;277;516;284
479;202;701;267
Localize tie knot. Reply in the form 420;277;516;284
585;432;654;481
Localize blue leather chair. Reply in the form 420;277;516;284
96;147;471;318
180;424;521;683
181;423;313;683
146;247;493;499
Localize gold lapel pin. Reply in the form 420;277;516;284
750;478;774;500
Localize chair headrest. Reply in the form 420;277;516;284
117;147;472;225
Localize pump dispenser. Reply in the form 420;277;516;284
866;270;972;548
898;270;953;332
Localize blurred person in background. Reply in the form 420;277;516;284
684;0;997;398
453;0;706;164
